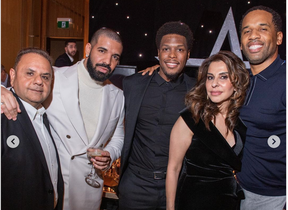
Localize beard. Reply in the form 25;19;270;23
242;41;277;65
161;68;183;82
86;56;112;82
67;50;76;57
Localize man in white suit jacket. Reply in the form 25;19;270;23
1;28;124;210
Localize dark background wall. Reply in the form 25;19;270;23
89;0;286;72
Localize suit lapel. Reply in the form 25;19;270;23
14;94;51;176
43;113;64;195
125;72;155;127
121;73;155;169
59;64;89;145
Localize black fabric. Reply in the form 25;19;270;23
128;72;187;171
1;92;64;210
54;53;72;67
118;166;166;210
119;71;196;183
176;108;246;210
118;71;196;209
129;164;166;179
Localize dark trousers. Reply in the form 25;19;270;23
118;166;166;210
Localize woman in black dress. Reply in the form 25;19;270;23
166;51;250;210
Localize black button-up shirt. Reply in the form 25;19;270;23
128;71;188;171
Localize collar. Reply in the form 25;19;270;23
154;68;184;88
77;59;104;89
18;96;46;121
66;52;74;62
251;55;285;81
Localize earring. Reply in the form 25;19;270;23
86;54;89;58
207;95;209;100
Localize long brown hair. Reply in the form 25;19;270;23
185;51;250;131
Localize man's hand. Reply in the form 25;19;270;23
1;86;21;120
91;150;112;171
138;64;160;76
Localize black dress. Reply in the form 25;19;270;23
176;108;246;210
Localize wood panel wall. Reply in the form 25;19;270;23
47;0;85;38
1;0;24;70
1;0;87;72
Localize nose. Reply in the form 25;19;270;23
102;54;112;66
249;29;260;40
211;79;219;88
34;75;43;86
169;49;176;58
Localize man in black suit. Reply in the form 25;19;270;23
54;39;77;67
1;48;64;210
118;21;196;210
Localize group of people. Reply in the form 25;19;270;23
1;5;285;210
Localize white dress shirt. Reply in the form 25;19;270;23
20;98;59;207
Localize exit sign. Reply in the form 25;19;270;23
57;18;72;29
58;21;69;28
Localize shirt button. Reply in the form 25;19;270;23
66;135;71;139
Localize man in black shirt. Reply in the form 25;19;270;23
118;21;196;210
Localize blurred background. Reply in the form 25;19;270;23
1;0;286;75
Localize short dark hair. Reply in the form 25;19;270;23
239;5;282;34
155;21;194;51
90;27;123;47
13;48;52;70
65;39;77;47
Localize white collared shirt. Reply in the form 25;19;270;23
20;98;59;208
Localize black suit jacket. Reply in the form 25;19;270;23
119;70;196;186
54;53;73;67
1;93;64;210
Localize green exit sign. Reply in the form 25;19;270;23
57;18;72;29
58;21;69;29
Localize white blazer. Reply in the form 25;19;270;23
47;61;124;210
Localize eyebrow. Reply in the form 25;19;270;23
97;46;107;52
97;47;121;57
207;72;229;75
42;72;52;76
27;68;52;76
162;44;185;47
242;23;270;31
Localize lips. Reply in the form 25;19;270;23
247;41;263;52
210;91;222;96
165;61;179;68
97;66;109;73
30;89;43;93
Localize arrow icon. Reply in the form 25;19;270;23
7;135;20;148
268;135;280;149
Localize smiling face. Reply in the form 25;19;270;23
10;53;53;109
158;34;190;81
206;61;234;108
240;10;283;73
85;35;123;82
